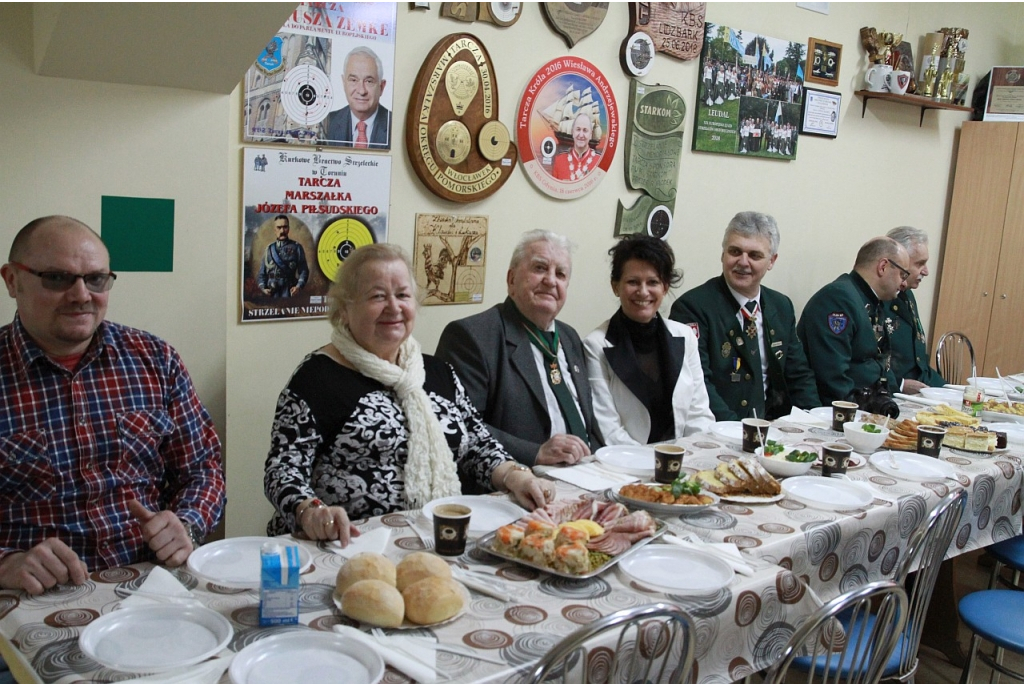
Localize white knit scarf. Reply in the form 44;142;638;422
330;325;461;508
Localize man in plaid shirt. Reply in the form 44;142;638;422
0;216;225;596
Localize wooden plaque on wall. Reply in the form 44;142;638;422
628;2;706;61
543;3;609;48
406;33;518;203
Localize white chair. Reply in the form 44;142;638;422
764;579;908;684
525;602;695;684
934;331;976;385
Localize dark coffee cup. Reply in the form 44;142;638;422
821;442;853;478
432;504;471;556
917;426;946;457
831;401;859;432
653;444;686;484
741;418;771;453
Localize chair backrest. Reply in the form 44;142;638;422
525;602;696;684
764;580;909;684
935;331;976;385
891;489;968;681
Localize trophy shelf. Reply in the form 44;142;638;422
855;90;973;126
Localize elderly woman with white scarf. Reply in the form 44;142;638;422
264;244;554;545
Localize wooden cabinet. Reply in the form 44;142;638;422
932;122;1024;376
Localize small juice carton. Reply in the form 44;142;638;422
259;541;300;626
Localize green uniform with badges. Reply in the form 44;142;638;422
670;275;820;421
885;290;945;387
797;271;899;405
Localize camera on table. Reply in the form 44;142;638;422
848;379;900;419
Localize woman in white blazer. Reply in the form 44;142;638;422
584;235;715;446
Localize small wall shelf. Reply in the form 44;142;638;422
855;90;973;126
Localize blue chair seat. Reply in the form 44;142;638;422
791;610;911;679
959;590;1024;652
989;536;1024;570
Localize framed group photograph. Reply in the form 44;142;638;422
805;37;841;87
800;87;841;138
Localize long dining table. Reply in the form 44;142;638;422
1;402;1021;684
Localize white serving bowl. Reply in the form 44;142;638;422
843;421;890;454
755;445;816;478
918;387;963;404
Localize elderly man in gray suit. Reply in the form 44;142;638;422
436;230;601;467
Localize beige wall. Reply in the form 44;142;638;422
3;3;1023;538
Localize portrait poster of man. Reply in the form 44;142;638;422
692;23;806;161
243;2;396;150
413;214;488;306
241;147;391;322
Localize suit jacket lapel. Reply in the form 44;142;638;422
371;108;390;145
499;298;549;412
713;277;759;381
603;312;652;408
660;316;686;385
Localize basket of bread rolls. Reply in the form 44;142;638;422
333;551;468;627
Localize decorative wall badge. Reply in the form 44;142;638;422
621;32;656;77
414;214;488;305
517;57;618;200
406;34;518;203
543;3;609;47
243;2;397;149
628;2;706;61
692;22;806;161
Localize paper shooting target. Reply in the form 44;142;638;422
317;218;375;282
281;64;335;126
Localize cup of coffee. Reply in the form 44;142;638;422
432;504;471;556
653;444;686;484
741;418;771;453
831;401;859;433
917;425;947;457
821;442;853;478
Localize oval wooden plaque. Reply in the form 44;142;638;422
406;33;518;203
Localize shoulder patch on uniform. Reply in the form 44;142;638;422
828;312;848;334
686;322;700;339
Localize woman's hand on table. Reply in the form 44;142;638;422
0;539;88;595
499;466;556;510
297;499;361;546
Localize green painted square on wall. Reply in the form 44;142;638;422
101;196;175;272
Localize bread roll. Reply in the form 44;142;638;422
396;552;452;592
402;576;464;625
341;579;405;628
334;552;396;599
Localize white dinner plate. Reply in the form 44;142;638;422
968;377;1017;394
869;451;958;482
594;445;656;478
619;546;733;594
918;387;963;404
981;410;1024;426
781;476;873;511
187;537;312;589
421;495;525;537
813;453;867;470
719;492;785;504
79;604;233;673
229;630;385;684
808;407;867;424
709;421;785;446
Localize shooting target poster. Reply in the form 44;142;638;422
413;214;487;306
241;147;391;322
243;2;397;149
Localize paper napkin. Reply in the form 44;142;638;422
333;625;437;683
546;463;638;492
331;525;391;558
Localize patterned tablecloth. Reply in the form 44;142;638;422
1;408;1021;684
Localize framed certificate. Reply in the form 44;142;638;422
805;37;842;88
983;67;1024;121
800;87;841;138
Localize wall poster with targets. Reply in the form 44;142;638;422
241;147;391;322
243;2;397;150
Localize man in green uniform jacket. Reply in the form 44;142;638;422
798;237;910;404
670;212;819;420
885;226;945;389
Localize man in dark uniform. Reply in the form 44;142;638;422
885;226;945;390
670;212;819;420
798;236;910;404
257;215;308;298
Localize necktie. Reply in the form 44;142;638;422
523;325;589;442
355;121;369;149
742;300;759;341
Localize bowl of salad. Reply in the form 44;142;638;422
843;421;890;454
755;440;818;477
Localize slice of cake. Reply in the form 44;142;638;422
965;428;996;453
